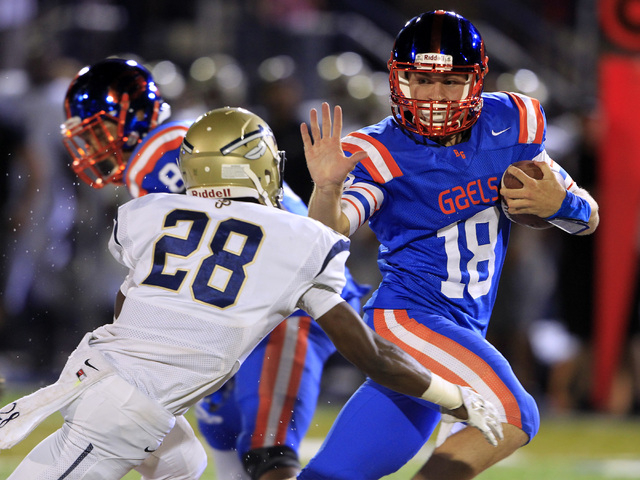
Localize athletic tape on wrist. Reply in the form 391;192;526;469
420;373;463;410
544;191;591;234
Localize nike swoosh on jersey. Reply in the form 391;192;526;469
84;359;99;371
491;127;511;136
144;446;157;453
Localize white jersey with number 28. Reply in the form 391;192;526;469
89;193;350;415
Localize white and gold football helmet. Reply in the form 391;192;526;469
179;107;285;207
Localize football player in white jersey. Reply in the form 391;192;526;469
64;58;207;480
0;106;503;479
59;58;371;480
298;10;599;480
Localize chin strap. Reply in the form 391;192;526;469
241;165;274;207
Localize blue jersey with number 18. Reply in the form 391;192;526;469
339;91;576;336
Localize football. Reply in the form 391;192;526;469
500;160;552;229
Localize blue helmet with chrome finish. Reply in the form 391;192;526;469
61;58;171;188
388;10;488;138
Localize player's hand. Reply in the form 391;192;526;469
300;102;367;189
441;386;504;447
500;161;566;218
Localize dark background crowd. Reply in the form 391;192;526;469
0;0;638;417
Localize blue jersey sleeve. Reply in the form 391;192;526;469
124;121;191;198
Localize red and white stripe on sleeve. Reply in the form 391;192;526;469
505;92;545;145
340;132;402;236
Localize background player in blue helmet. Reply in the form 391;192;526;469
61;58;372;480
299;10;599;480
62;58;205;480
62;58;189;197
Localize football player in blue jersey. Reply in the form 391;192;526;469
299;10;599;480
61;58;373;480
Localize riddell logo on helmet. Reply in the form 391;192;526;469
189;188;231;198
415;53;453;66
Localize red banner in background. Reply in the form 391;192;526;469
599;0;640;51
592;55;640;410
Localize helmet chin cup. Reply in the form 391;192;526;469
419;102;449;125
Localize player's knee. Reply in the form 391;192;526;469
140;432;208;480
505;423;530;450
421;424;528;480
243;445;300;480
185;440;208;479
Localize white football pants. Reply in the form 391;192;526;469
7;375;206;479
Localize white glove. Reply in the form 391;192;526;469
440;386;504;447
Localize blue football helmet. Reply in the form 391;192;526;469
61;58;170;188
388;10;488;138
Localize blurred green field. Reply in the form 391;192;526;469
2;387;640;479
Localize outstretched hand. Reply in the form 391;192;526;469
300;102;367;189
441;386;504;447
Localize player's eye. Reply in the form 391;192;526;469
409;74;432;85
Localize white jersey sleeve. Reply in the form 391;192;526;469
108;219;127;267
296;235;351;318
298;286;345;320
95;193;350;414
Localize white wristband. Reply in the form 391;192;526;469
420;373;463;410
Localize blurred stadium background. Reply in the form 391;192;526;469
1;0;640;477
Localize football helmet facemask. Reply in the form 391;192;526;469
179;107;285;208
61;58;170;188
388;10;488;138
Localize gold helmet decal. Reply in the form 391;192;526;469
179;107;284;207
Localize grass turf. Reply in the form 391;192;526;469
1;388;640;479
